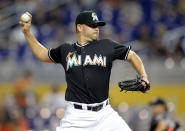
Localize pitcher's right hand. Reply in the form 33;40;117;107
19;12;32;34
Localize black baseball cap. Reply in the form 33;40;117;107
149;98;168;111
150;98;166;106
75;11;106;26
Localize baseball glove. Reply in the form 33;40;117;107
118;76;150;93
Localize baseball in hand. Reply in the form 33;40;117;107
21;13;31;22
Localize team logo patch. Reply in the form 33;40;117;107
66;52;106;70
92;13;98;21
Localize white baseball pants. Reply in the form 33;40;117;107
56;100;132;131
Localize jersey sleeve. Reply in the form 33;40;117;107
48;45;63;63
110;40;131;60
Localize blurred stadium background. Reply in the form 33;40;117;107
0;0;185;130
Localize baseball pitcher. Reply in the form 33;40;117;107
20;10;150;131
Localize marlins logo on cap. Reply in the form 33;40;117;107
92;12;98;21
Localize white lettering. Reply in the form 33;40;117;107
103;56;106;67
93;54;104;66
66;53;107;70
84;55;93;66
78;55;81;65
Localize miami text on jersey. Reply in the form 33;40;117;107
66;52;106;70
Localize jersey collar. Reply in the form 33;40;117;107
75;40;98;47
75;42;89;47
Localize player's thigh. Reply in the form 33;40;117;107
56;126;93;131
56;127;76;131
111;112;132;131
98;107;132;131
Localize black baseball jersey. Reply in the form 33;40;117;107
48;39;131;104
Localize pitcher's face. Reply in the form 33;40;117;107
82;24;99;42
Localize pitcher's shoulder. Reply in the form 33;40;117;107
98;39;114;45
99;39;111;43
58;43;74;49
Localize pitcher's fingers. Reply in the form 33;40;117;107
28;20;31;24
141;81;146;87
19;21;24;26
25;12;32;19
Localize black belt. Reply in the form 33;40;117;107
73;100;109;112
